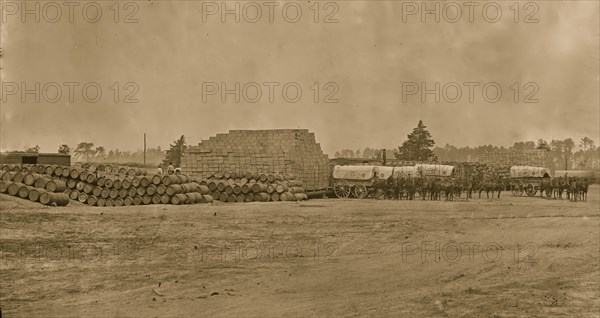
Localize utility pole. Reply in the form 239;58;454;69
143;133;147;166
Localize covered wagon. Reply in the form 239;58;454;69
414;164;455;177
509;166;551;197
331;165;392;199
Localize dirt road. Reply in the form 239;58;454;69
1;187;599;317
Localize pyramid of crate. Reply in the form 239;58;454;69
182;129;330;191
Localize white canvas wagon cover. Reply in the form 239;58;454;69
510;166;551;178
332;165;377;180
374;166;395;179
393;166;418;177
415;164;455;177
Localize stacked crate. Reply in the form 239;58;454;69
480;149;550;167
182;129;330;191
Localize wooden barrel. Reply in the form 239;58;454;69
162;175;179;186
109;188;118;199
244;171;253;179
97;197;106;207
244;193;254;202
146;184;157;195
7;182;25;196
266;184;275;194
118;167;127;175
46;180;66;193
142;194;152;205
271;192;280;201
211;191;220;200
152;194;162;204
104;179;114;188
105;198;115;207
171;193;187;205
198;185;210;195
224;185;233;195
227;195;236;203
12;172;25;183
121;179;131;189
96;177;106;187
100;188;110;199
0;181;9;193
118;189;128;199
208;181;217;191
275;184;288;194
133;195;143;205
1;172;14;181
79;171;89;182
166;184;183;196
28;188;44;202
70;167;83;179
113;179;122;190
69;189;80;200
251;183;266;193
202;194;214;203
54;166;63;176
219;193;228;202
156;184;166;195
34;177;49;189
160;194;170;204
294;193;308;201
127;187;137;197
152;174;162;185
23;173;39;186
216;181;226;192
140;176;151;188
223;171;231;179
259;174;268;182
253;192;269;202
18;185;34;198
177;174;189;183
78;192;88;203
241;184;251;194
236;194;245;203
233;185;242;194
92;187;102;197
87;195;98;206
136;187;146;196
123;197;133;206
267;174;275;183
39;192;70;206
132;177;141;188
61;168;71;178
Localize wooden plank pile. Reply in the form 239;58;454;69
0;164;213;207
199;171;308;202
182;129;330;191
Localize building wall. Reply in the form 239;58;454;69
181;129;330;190
0;153;71;166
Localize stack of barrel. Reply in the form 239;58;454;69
1;164;214;206
200;171;308;203
0;167;70;206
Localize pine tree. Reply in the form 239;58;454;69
396;120;437;161
162;135;186;167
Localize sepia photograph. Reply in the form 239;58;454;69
0;0;599;317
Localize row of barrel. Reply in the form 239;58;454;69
73;162;148;176
1;164;213;207
200;176;308;202
0;170;70;206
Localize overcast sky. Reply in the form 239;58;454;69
1;1;598;155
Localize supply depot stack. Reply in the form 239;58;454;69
182;129;330;193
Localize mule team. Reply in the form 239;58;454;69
370;174;590;201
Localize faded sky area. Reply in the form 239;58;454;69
0;1;598;155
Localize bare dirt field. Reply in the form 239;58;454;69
1;187;599;317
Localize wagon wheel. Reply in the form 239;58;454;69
333;181;351;198
353;184;367;199
525;184;537;196
511;180;524;197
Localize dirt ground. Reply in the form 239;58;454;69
1;187;599;317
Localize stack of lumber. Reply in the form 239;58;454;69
1;164;213;206
182;129;330;191
199;171;308;203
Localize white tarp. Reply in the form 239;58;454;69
332;165;377;180
415;164;455;177
393;166;418;177
510;166;551;178
375;166;396;179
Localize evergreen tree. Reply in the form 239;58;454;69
162;135;186;167
396;120;437;161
